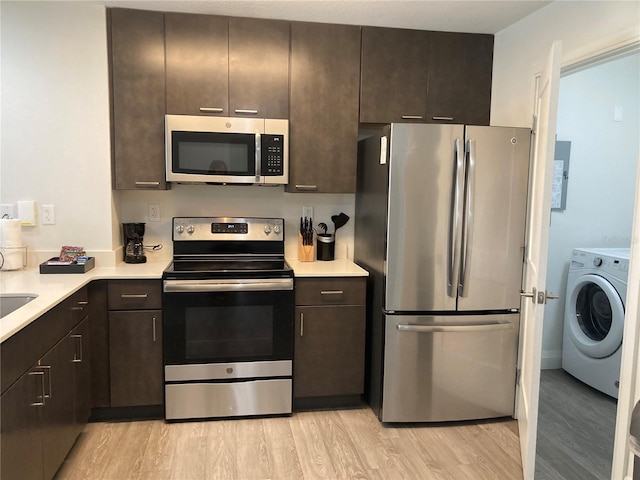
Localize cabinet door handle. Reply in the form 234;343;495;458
71;306;84;311
37;365;52;399
152;317;157;343
28;371;46;406
120;293;148;299
295;185;318;191
320;290;344;295
71;334;83;363
432;116;454;121
199;107;224;113
300;313;304;337
134;181;160;187
77;301;89;306
234;109;258;115
401;115;424;120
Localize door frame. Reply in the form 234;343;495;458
528;37;640;479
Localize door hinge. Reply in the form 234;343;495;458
516;367;521;386
532;115;538;134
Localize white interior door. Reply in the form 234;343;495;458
516;40;562;480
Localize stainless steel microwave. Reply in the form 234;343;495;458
165;115;288;185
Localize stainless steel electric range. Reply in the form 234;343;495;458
162;217;294;421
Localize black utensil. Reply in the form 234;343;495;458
318;222;328;235
330;212;350;234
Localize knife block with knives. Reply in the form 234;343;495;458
298;216;314;262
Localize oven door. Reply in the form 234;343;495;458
162;278;294;365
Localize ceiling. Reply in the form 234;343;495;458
97;0;552;34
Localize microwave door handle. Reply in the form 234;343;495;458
255;132;261;182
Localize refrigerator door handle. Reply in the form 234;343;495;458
459;139;476;297
448;138;465;298
397;322;512;333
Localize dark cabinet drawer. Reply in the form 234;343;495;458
295;277;366;306
107;280;162;310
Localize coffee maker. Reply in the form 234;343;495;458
123;223;147;264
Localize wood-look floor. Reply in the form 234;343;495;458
54;406;523;480
535;369;617;480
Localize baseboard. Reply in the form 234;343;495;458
541;350;562;370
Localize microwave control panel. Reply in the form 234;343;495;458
261;135;285;176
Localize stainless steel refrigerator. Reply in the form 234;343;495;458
355;123;531;423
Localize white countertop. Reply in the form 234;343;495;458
286;258;369;277
0;255;368;343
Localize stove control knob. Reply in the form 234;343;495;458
273;225;281;234
186;225;195;234
175;225;184;234
594;257;603;267
264;225;272;235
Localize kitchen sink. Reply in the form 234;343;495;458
0;293;38;319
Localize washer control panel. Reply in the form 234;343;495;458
570;247;630;277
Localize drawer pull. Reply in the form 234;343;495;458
199;107;224;113
234;109;258;115
37;365;52;399
77;301;89;306
120;293;149;299
432;116;454;121
28;371;46;406
401;115;424;120
320;290;344;295
71;334;83;363
295;185;318;191
134;181;161;187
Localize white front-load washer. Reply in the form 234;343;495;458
562;247;630;398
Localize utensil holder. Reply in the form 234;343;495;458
316;234;335;261
298;233;314;262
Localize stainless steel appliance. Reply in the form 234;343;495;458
354;123;531;423
165;115;288;185
162;217;294;420
123;222;146;264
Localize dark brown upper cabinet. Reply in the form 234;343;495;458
360;26;430;124
228;17;290;118
360;28;493;126
165;13;229;116
165;14;290;118
426;31;493;126
288;22;361;193
108;8;168;190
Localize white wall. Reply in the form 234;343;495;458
115;188;356;261
492;1;640;128
0;1;117;264
1;1;356;267
541;53;640;368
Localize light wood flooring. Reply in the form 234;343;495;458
535;369;617;480
54;406;523;480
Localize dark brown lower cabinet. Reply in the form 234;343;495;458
0;315;90;480
294;305;366;398
109;310;163;407
0;369;43;480
40;335;77;480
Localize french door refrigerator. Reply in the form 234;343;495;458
355;123;531;422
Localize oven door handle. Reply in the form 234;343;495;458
163;278;294;293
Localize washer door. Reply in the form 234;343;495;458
566;273;624;358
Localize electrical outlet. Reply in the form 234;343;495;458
42;205;55;224
302;205;314;219
0;204;14;219
149;204;161;222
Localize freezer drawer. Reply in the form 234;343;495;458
381;313;518;423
